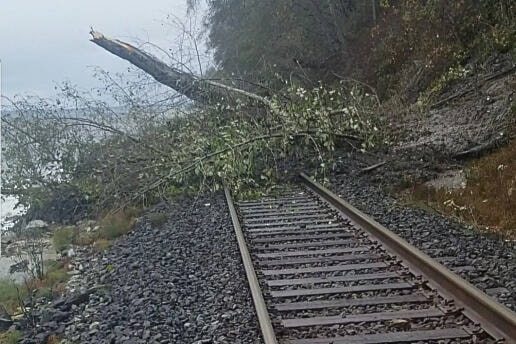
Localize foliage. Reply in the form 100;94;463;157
370;0;515;100
421;64;472;105
200;0;374;87
4;1;513;220
0;260;68;315
2;74;383;216
25;260;69;300
198;0;514;102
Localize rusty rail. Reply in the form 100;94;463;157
224;188;278;344
300;172;516;342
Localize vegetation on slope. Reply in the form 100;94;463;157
407;138;515;239
197;0;515;101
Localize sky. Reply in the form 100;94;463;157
0;0;190;99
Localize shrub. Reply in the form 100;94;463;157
99;210;136;240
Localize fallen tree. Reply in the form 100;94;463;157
90;29;274;109
1;29;386;223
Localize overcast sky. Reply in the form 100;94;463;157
0;0;190;99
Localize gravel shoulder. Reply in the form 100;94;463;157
328;173;516;312
20;194;262;344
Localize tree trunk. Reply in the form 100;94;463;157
89;30;272;107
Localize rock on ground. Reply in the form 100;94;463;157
20;194;262;344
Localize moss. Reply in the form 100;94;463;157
149;213;168;227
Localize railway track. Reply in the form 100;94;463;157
224;173;516;344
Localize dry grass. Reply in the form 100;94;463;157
407;140;515;239
93;238;112;251
45;334;61;344
99;209;137;240
26;260;69;299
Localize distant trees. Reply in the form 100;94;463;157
199;0;378;87
193;0;515;100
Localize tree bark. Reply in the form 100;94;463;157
89;30;273;107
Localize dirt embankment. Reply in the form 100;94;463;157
333;53;515;189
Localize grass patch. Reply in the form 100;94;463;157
93;239;111;251
25;260;69;300
99;209;137;240
0;260;70;315
0;280;23;314
406;141;516;239
53;226;79;252
149;213;168;227
0;330;21;344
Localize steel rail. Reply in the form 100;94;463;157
300;172;516;342
224;188;278;344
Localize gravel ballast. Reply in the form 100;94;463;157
16;173;515;343
21;194;262;344
329;174;516;311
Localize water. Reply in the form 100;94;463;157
1;195;23;231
